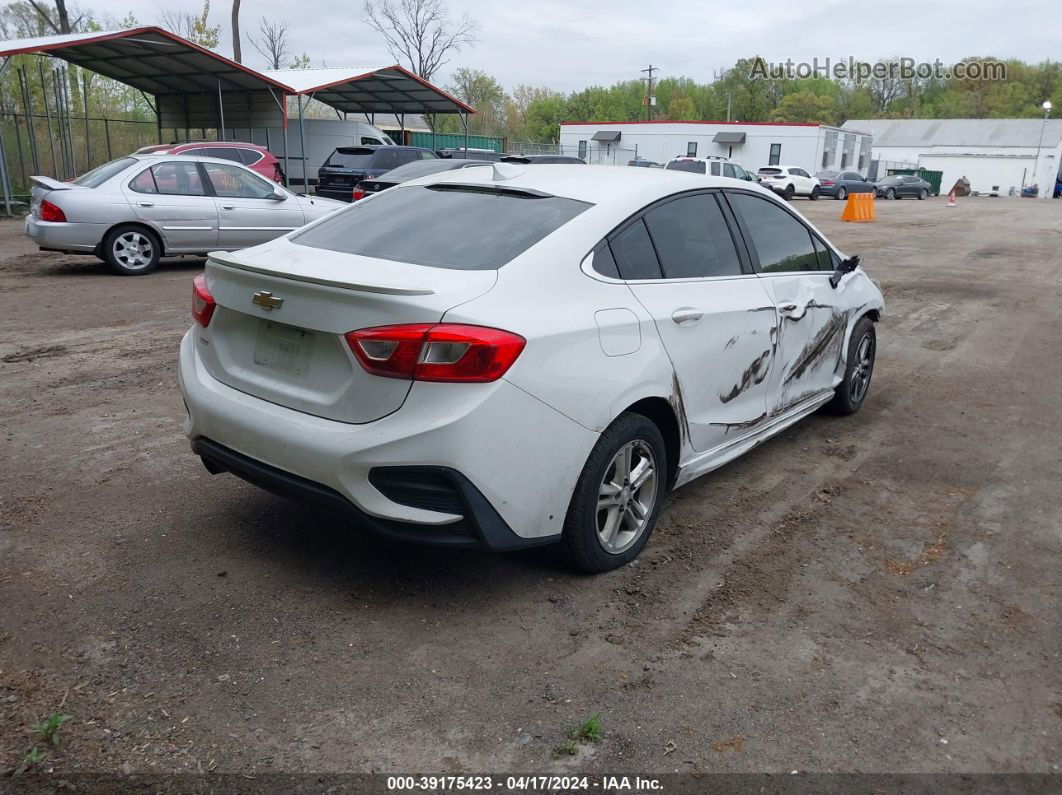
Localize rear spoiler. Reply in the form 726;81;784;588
30;176;75;191
208;252;436;296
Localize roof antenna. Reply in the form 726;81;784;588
492;163;522;181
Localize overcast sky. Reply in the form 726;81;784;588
99;0;1056;94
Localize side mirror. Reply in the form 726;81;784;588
271;187;287;201
830;254;860;289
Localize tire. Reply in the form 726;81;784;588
885;188;896;200
918;189;928;200
102;225;161;276
836;187;847;201
783;184;795;201
810;186;820;200
561;412;668;573
825;316;876;416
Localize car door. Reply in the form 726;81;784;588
844;172;871;194
124;160;218;252
201;161;305;249
614;191;779;452
724;190;845;416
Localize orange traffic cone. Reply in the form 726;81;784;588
947;189;956;207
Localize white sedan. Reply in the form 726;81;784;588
179;165;883;572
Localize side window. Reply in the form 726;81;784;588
238;149;263;165
686;142;697;157
644;193;743;279
726;192;820;274
418;150;436;160
811;235;837;271
207;147;244;163
723;163;736;178
184;148;207;158
202;162;275;199
710;161;721;176
361;137;383;145
591;244;620;278
130;162;206;196
769;144;781;165
610;218;662;280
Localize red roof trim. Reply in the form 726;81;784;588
560;120;821;128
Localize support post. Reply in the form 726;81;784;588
0;56;13;216
399;113;405;145
298;94;309;193
103;117;112;160
461;110;468;157
430;114;436;153
82;71;91;168
217;80;227;139
18;67;39;173
38;60;58;177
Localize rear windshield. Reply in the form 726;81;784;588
72;157;136;187
758;167;783;174
325;148;373;168
816;171;838;178
665;160;706;174
291;184;591;270
377;159;474;182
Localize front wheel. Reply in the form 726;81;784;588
102;225;161;275
825;316;876;416
836;187;847;201
561;412;667;573
809;186;820;200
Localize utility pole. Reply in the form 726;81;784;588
641;64;658;122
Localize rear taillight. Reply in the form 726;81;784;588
40;199;66;222
345;323;526;383
192;274;216;327
352;187;365;201
821;180;834;186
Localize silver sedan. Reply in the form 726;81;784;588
25;154;346;275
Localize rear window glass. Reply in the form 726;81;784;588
291;185;591;270
72;157;136;187
758;168;783;174
665;160;706;174
326;149;373;168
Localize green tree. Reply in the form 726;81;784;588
771;90;840;125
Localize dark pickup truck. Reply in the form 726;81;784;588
315;145;436;202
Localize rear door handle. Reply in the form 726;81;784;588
777;302;799;317
136;201;153;207
220;204;235;210
671;308;704;325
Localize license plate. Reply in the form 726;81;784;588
253;321;313;375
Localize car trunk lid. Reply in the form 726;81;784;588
197;237;497;424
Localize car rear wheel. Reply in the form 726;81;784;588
885;188;896;200
836;187;847;201
825;316;876;416
783;184;795;201
810;186;820;200
918;189;928;200
103;225;161;276
561;412;667;573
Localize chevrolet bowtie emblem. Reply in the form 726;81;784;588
252;290;283;310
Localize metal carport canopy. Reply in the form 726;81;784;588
0;27;292;130
263;66;476;116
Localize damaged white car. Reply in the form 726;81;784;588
179;164;883;572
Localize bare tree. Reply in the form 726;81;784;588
26;0;82;33
362;0;477;81
251;18;292;70
159;1;221;49
231;0;242;62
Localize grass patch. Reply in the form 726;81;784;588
553;713;603;757
32;712;72;747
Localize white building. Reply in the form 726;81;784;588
843;118;1062;198
558;121;872;174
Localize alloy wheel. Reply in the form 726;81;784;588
112;231;154;270
850;331;875;403
596;440;659;554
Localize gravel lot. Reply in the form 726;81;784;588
1;196;1059;781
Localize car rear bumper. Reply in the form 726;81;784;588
24;216;103;253
178;330;597;548
818;185;839;197
313;186;355;202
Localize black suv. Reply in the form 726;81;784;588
316;145;436;201
500;154;586;165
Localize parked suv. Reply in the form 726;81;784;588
664;156;758;182
758;165;820;200
316;145;436;201
135;141;283;183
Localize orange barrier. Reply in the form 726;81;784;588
840;192;876;223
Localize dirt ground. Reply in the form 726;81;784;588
1;196;1060;782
